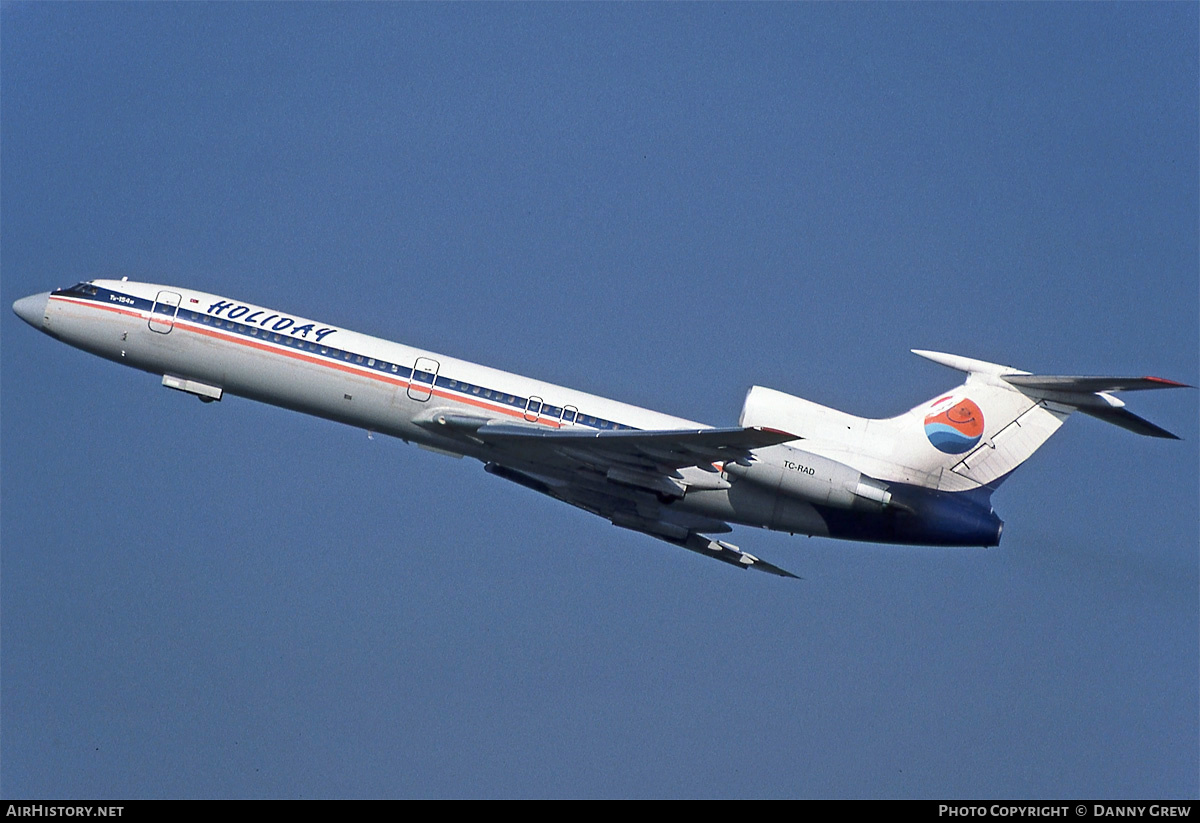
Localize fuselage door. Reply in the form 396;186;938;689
408;356;440;401
524;396;544;423
148;291;182;334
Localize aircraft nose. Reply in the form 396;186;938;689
13;292;50;329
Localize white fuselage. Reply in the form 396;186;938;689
58;280;700;437
14;279;1006;551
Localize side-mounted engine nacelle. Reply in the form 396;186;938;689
722;444;1002;546
724;444;897;513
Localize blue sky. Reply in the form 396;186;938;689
2;3;1196;799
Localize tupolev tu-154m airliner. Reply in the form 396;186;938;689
13;279;1189;578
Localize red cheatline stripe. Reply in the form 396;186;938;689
50;296;563;428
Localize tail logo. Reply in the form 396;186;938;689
924;395;985;454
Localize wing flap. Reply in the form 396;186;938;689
610;512;799;578
674;534;799;578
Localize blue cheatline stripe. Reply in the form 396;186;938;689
51;282;639;433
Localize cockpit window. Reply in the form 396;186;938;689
56;281;99;297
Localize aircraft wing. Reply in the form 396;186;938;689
421;415;801;577
470;422;798;471
483;461;799;578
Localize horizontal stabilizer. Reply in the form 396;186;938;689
1003;375;1191;393
1076;406;1182;439
1001;373;1189;439
904;350;1189;489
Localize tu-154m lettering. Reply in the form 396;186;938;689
13;280;1189;578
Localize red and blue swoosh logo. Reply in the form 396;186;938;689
924;395;984;454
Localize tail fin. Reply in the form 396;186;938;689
907;350;1188;490
739;351;1187;495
